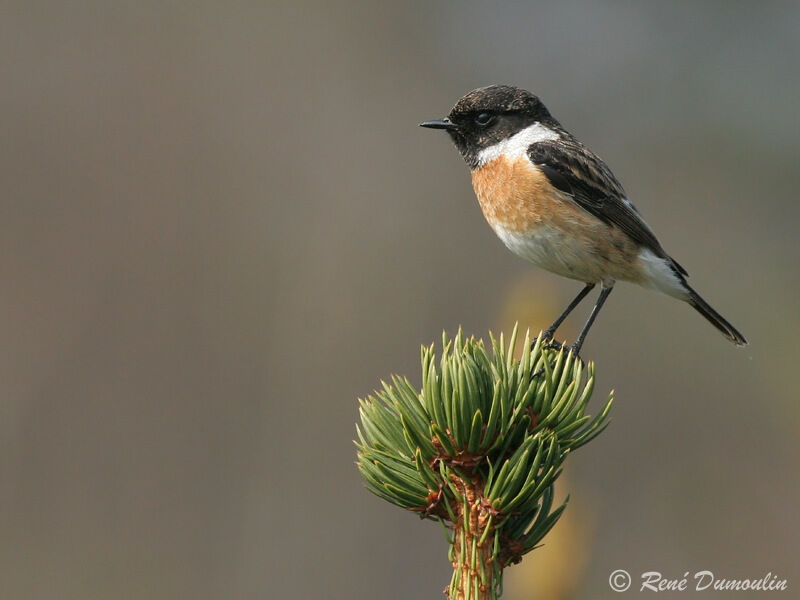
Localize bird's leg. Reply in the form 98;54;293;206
534;283;596;349
570;285;613;355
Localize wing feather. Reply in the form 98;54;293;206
528;138;687;276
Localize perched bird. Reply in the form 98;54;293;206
421;85;746;353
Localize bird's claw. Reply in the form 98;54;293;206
531;336;567;353
545;340;568;352
531;337;586;366
530;332;557;350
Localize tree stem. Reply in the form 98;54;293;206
447;477;500;600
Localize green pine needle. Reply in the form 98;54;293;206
355;324;613;599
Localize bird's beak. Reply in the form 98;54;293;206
419;118;458;131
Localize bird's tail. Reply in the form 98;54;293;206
685;285;747;346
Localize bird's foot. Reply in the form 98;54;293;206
533;337;568;353
531;336;586;369
545;339;569;352
530;330;558;351
536;338;586;364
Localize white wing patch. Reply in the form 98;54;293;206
476;122;560;167
637;248;688;300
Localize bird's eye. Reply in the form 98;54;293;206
474;112;493;126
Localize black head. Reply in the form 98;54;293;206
420;85;560;168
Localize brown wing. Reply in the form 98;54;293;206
528;137;687;276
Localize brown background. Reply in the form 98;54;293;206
2;2;798;599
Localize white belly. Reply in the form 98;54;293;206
493;222;689;299
492;223;610;283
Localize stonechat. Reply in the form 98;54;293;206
421;85;746;353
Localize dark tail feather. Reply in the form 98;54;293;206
685;285;747;346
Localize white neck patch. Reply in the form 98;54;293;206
475;122;560;167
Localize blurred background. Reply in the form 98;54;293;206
2;2;798;598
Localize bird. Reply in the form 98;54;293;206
420;85;746;354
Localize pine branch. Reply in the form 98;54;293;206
356;325;613;600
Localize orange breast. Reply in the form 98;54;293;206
470;156;643;283
471;156;577;233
